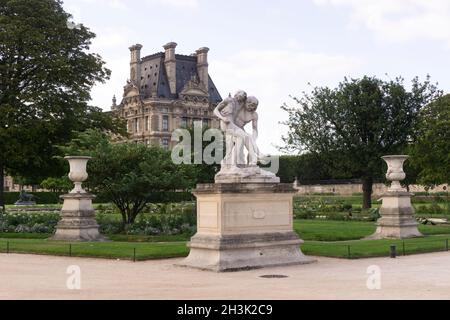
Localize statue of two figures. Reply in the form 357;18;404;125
213;90;279;183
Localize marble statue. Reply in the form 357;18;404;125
213;90;279;183
180;92;312;271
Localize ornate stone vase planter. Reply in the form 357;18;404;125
51;156;104;242
383;155;408;192
66;156;91;194
367;155;422;239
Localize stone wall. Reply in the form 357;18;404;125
294;180;448;196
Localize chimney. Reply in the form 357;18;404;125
111;95;117;110
129;44;143;87
196;47;209;93
163;42;177;94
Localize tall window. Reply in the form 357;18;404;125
162;115;169;132
181;117;188;128
134;118;139;133
151;115;159;131
145;116;149;131
161;138;169;150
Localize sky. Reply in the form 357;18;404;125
62;0;450;154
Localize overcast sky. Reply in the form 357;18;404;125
62;0;450;154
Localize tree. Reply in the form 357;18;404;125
0;0;125;210
60;130;196;229
40;177;72;193
282;76;440;209
410;94;450;187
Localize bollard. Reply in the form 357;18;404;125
390;245;397;258
133;248;136;262
69;244;72;257
347;245;351;259
446;239;449;251
6;241;9;254
402;241;406;256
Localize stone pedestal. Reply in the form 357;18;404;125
367;191;422;239
51;193;104;241
179;183;315;272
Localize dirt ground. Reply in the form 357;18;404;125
1;252;450;300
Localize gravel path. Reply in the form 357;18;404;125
1;252;450;300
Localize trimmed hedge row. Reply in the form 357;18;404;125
4;191;195;205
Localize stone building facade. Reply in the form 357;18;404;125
112;42;222;149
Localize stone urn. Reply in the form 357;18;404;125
52;156;103;241
366;154;422;239
382;155;408;192
65;156;91;193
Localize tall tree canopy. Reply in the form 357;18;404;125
0;0;125;209
410;94;450;187
282;76;440;208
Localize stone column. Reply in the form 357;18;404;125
367;155;422;239
51;156;104;242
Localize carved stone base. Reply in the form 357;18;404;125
14;201;36;206
366;191;423;240
178;183;315;272
51;193;105;242
215;167;280;184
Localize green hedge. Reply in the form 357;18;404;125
3;192;62;205
4;191;194;205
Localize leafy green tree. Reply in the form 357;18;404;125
175;123;222;184
282;76;440;208
410;94;450;187
40;177;72;193
0;0;125;210
60;130;196;229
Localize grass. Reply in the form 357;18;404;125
0;238;188;261
302;235;450;259
295;219;450;241
295;220;376;241
2;220;450;260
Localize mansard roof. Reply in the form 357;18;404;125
138;52;222;104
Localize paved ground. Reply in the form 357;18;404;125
1;252;450;300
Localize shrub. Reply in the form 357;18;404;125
0;212;60;233
368;208;381;221
342;203;353;211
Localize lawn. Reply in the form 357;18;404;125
0;238;188;261
2;219;450;260
302;236;450;259
294;219;450;241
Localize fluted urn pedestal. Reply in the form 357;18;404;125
51;156;104;242
178;183;315;272
367;155;422;240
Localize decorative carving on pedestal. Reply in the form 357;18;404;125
367;155;423;239
178;91;314;272
51;156;104;242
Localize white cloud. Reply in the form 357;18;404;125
145;0;199;8
91;27;131;49
210;49;362;153
313;0;450;47
81;0;128;10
